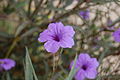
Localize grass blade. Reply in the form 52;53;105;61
25;47;38;80
65;54;78;80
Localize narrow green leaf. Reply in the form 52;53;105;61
6;72;11;80
25;47;38;80
20;27;39;39
15;21;29;37
65;54;78;80
25;47;33;80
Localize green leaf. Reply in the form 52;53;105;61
25;47;38;80
65;54;78;80
25;47;33;80
6;72;11;80
21;27;39;39
15;21;29;37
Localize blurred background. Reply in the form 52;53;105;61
0;0;120;80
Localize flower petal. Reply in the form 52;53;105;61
79;10;89;20
44;41;60;53
70;60;81;69
60;37;74;48
48;22;64;34
78;53;90;64
90;58;99;68
85;69;97;79
0;59;15;70
112;29;120;42
38;30;52;42
63;26;75;37
75;70;85;80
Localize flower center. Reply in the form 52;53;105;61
82;65;87;70
53;33;63;42
119;33;120;36
53;35;60;42
83;13;87;17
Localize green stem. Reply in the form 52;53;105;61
5;37;20;58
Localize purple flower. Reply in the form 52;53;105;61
0;59;16;71
70;53;99;80
79;10;89;20
113;28;120;42
38;22;75;53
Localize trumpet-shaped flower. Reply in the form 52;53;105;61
38;22;75;53
0;59;16;71
70;53;99;80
